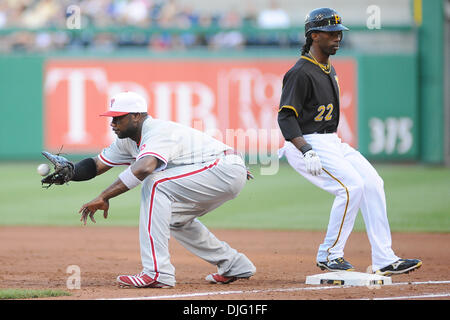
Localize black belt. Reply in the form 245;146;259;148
312;129;336;134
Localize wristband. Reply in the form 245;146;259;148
118;167;142;190
299;143;313;155
72;157;97;181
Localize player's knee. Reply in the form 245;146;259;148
365;174;384;192
346;177;365;200
141;175;156;191
227;169;247;198
374;174;384;188
230;180;243;196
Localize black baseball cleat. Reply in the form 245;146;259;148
317;257;355;272
375;259;422;276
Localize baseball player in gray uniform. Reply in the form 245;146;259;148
47;91;256;288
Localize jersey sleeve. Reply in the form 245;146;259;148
278;68;310;117
278;108;303;140
277;69;310;140
98;139;134;167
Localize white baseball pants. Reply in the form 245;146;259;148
280;133;399;271
138;154;256;286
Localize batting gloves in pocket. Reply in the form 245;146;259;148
303;150;322;176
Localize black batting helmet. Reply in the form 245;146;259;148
304;8;349;37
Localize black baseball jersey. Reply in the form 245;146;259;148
277;55;341;140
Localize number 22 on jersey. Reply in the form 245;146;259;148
314;103;334;122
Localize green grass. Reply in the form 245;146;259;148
0;161;449;232
201;162;450;232
0;289;70;299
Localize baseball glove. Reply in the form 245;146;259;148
41;151;75;188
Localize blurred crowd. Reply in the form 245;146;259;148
0;0;303;53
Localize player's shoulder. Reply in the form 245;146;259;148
287;57;308;73
142;117;193;139
143;117;176;130
142;117;172;135
284;57;312;80
150;118;186;130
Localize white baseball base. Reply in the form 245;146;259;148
305;271;392;286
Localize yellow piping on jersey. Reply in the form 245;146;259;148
278;105;299;118
301;56;331;74
322;168;349;262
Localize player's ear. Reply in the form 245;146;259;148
130;113;141;121
311;32;320;42
131;112;147;123
138;112;148;121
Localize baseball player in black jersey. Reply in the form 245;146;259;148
277;8;422;276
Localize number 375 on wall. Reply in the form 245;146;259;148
368;117;414;155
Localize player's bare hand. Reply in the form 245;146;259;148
303;150;322;176
79;197;109;226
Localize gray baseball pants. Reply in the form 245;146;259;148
138;154;256;286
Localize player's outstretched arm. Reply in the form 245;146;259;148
70;157;111;181
78;156;158;225
93;157;113;176
41;154;112;188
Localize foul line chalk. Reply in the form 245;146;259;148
99;280;450;300
359;292;450;300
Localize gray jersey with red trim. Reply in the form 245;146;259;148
98;116;256;286
98;117;231;170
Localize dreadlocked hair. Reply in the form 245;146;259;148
301;35;313;55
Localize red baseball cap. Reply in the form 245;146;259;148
100;91;148;117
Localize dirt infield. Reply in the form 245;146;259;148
0;226;449;300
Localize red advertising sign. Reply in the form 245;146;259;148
44;58;356;154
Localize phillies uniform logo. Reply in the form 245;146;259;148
140;144;146;151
